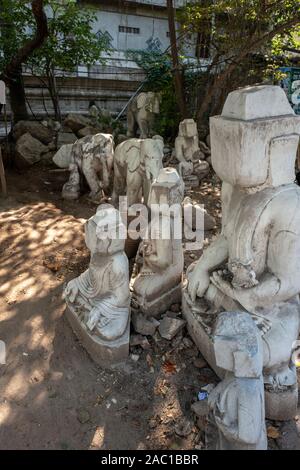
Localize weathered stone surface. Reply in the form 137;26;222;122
64;113;91;133
183;85;300;444
131;312;159;336
15;132;48;168
222;85;294;121
191;400;209;417
112;136;164;206
207;312;267;450
131;168;184;317
183;197;216;232
57;131;77;148
127;91;161;138
13;120;54;145
62;133;114;200
158;316;186;340
77;126;101;138
63;207;130;366
53;144;73;169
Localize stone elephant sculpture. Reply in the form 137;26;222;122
127;92;161;139
112;135;164;206
62;133;114;201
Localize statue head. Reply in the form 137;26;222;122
137;92;161;114
210;85;300;189
85;206;126;255
213;311;263;378
140;135;164;182
178;119;198;138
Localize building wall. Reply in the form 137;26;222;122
19;0;195;118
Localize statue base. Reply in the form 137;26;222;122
65;306;129;367
182;290;298;421
134;283;182;318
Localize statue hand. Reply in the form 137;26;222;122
63;279;79;303
187;263;210;302
210;271;235;298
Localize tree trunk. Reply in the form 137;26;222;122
47;65;61;122
8;68;29;122
0;0;48;122
166;0;187;119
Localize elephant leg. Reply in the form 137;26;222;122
127;172;143;206
82;158;102;197
112;163;126;207
101;157;111;193
148;114;155;137
127;110;136;137
138;119;149;139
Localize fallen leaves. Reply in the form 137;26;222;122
267;425;281;439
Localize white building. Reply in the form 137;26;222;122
22;0;197;117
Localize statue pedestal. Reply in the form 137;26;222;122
182;289;298;421
133;282;182;318
65;306;129;367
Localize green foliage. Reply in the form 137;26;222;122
177;0;300;126
0;0;111;75
30;0;111;73
126;48;181;140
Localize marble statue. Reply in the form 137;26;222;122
127;92;161;139
62;133;114;201
208;311;267;450
175;118;210;186
63;206;130;366
183;85;300;424
112;135;164;206
131;167;184;316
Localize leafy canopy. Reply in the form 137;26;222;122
0;0;111;74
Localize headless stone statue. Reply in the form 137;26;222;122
131;167;184;316
208;311;267;450
175;119;210;185
183;85;300;423
63;207;130;365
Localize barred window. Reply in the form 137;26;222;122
119;26;140;34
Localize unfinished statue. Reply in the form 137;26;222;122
62;133;114;201
131;167;184;316
183;85;300;426
175;118;210;183
63;206;130;365
208;311;267;450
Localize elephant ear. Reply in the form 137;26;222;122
127;144;141;173
136;93;147;109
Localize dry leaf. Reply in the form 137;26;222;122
163;361;177;374
267;425;280;439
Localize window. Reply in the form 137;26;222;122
119;26;140;34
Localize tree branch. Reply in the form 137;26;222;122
0;0;48;84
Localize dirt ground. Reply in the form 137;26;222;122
0;163;299;450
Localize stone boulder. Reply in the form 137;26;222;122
13;120;54;145
57;131;77;148
53;144;73;169
77;126;101;138
64;113;91;133
15;132;48;168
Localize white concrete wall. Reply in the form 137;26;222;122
93;10;171;52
